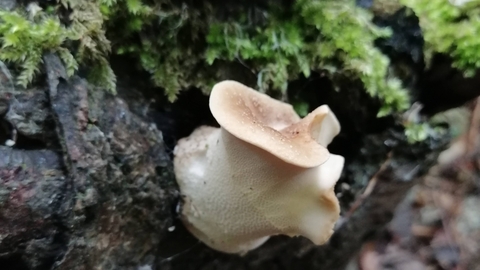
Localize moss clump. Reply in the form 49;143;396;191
0;9;78;88
1;0;410;117
0;1;115;92
60;0;116;92
206;0;410;116
103;0;213;101
401;0;480;76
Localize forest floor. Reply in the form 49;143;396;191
354;99;480;270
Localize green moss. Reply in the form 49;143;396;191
1;0;410;116
401;0;480;76
206;0;410;116
0;1;115;92
102;0;214;101
0;9;77;88
398;0;480;141
60;0;117;92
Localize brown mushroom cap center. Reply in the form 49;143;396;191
209;80;331;168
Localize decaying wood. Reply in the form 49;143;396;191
1;54;178;270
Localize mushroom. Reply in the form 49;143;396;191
173;80;344;254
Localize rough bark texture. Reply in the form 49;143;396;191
1;54;178;270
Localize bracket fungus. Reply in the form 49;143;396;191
173;80;345;254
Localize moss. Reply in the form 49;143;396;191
401;0;480;76
0;8;78;88
60;0;116;92
371;0;403;15
1;0;411;116
206;0;410;116
0;1;115;92
104;0;214;102
396;0;480;142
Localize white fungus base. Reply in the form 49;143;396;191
174;126;344;254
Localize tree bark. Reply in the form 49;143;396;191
1;53;177;270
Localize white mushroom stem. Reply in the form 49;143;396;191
175;127;344;254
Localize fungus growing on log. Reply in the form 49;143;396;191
173;80;345;254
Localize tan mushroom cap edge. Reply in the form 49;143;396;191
210;80;338;168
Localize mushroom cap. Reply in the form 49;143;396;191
210;80;340;168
